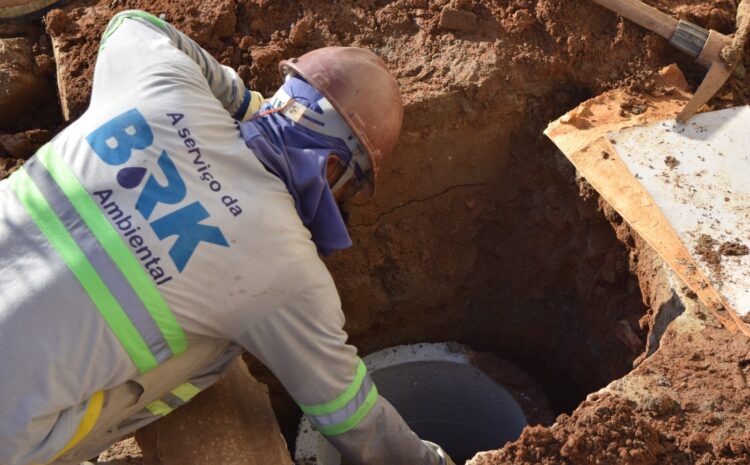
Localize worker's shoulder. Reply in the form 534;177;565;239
100;10;169;50
238;186;324;262
250;201;336;292
95;11;195;76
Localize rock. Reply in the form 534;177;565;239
642;393;682;417
438;7;477;33
96;437;143;464
0;37;49;127
45;8;69;37
614;319;644;353
251;45;283;66
0;129;50;158
0;157;23;180
289;16;314;47
136;358;291;465
238;35;253;51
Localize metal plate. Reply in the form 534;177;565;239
610;106;750;316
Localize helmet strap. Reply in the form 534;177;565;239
330;148;370;195
248;98;299;122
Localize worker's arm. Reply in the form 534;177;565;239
228;270;442;465
98;10;263;120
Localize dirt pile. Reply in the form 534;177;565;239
471;290;750;465
471;394;688;465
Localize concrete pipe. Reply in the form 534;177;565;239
295;342;550;464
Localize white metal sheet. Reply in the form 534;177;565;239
609;106;750;315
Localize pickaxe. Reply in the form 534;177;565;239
591;0;745;122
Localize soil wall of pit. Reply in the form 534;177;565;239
3;0;745;448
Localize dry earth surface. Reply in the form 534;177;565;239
2;0;750;464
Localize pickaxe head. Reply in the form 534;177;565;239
670;23;741;122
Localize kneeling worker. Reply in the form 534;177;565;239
0;9;454;465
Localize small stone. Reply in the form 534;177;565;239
45;9;69;37
656;377;672;387
34;53;55;78
0;129;50;158
664;155;680;169
251;45;282;66
289;16;314;47
438;7;477;33
239;36;253;51
643;394;681;416
614;319;643;353
509;9;536;33
0;37;49;126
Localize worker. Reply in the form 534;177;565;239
0;9;455;465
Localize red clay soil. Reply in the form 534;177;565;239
471;295;750;465
3;0;750;463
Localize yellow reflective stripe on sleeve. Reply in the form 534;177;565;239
299;360;380;436
46;391;104;464
9;168;158;373
299;360;367;416
146;400;173;416
171;382;201;402
315;385;379;436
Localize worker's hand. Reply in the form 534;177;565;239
423;440;457;465
239;90;266;120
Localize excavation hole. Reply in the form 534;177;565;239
253;125;655;457
372;361;525;461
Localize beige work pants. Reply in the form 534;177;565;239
50;337;288;465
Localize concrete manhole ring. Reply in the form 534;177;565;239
294;342;550;464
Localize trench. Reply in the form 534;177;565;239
248;80;654;460
367;360;525;462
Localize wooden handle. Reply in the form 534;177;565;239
591;0;679;39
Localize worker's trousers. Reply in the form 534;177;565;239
49;338;247;465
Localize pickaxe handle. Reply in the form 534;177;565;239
591;0;711;59
592;0;739;122
591;0;679;39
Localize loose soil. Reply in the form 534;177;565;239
665;155;681;169
2;0;750;464
471;295;750;465
696;234;722;275
695;235;750;279
719;240;749;257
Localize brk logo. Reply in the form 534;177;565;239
86;108;229;272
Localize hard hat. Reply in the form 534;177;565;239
0;0;62;18
279;46;404;195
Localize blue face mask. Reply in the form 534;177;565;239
238;77;354;255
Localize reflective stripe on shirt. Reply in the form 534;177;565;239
299;359;379;436
9;144;187;373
